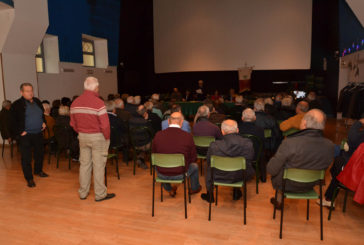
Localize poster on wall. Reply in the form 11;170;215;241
238;64;253;93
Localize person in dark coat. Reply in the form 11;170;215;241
267;109;334;209
114;98;131;122
201;119;254;203
144;101;161;133
0;100;13;143
105;101;127;149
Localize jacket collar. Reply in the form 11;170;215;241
288;128;323;138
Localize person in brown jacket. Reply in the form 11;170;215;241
279;100;309;132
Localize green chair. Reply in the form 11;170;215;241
282;128;299;137
151;153;190;219
193;136;215;176
209;156;247;225
328;183;353;220
240;134;263;194
273;168;325;240
264;129;272;139
130;126;153;176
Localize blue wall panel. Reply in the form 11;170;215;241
46;0;120;66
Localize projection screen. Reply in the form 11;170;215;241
153;0;312;73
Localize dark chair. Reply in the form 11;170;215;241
1;137;13;158
273;168;325;240
53;125;72;169
208;155;247;224
328;182;354;220
130;126;153;175
241;134;263;194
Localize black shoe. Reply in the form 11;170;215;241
233;188;242;200
260;175;267;183
201;192;214;203
35;171;49;177
95;193;116;202
270;197;282;210
27;179;36;188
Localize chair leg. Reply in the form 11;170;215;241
188;177;191;204
320;184;323;240
343;189;348;213
200;159;203;176
279;194;285;239
105;166;107;187
328;187;339;221
115;157;120;179
152;179;155;217
56;151;60;168
184;179;187;219
307;199;310;220
209;186;213;221
2;139;4;158
244;183;247;225
160;184;163;202
215;186;218;206
68;151;71;170
273;190;278;219
133;151;136;175
10;141;13;158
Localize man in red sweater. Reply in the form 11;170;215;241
152;112;201;197
70;77;115;202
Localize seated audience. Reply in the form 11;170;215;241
50;99;61;118
125;96;138;116
0;100;13;143
227;88;236;102
144;101;162;133
193;105;222;140
230;95;247;121
274;96;295;121
210;90;221;101
264;97;276;117
114;98;131;122
106;101;127;149
161;104;191;132
42;102;55;140
150;93;163;118
322;117;364;207
200;119;254;202
134;95;141;106
61;97;71;107
183;89;193;102
205;102;226;125
129;105;154;169
267;109;334;209
170;88;182;101
279;100;309;132
306;91;321;110
152;112;201;197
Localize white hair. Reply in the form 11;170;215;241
303;109;326;130
127;96;134;104
264;98;274;105
235;95;243;104
221;120;238;134
242;108;255;122
114;98;124;108
134;96;141;105
84;76;99;91
254;98;265;111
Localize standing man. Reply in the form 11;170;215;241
11;83;48;188
70;77;115;202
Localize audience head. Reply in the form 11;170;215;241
235;95;243;104
144;101;153;111
168;112;184;127
52;99;61;108
2;100;11;110
221;119;239;135
126;96;134;104
42;102;51;115
134;96;141;105
307;91;317;101
151;93;160;101
173;88;178;92
281;96;293;108
170;104;182;113
136;105;147;117
254;98;265;112
198;80;204;87
114;98;124;109
107;94;115;101
84;76;99;92
242;108;256;122
105;100;115;113
61;97;71;107
20;83;34;100
264;98;274;106
194;105;210;123
296;100;309;114
229;88;235;95
58;105;70;116
300;109;326;130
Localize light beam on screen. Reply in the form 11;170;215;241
153;0;312;73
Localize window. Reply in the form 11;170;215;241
36;43;45;73
82;39;95;67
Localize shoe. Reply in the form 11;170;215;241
189;185;202;195
169;186;177;197
27;179;36;188
95;193;116;202
137;159;149;169
80;195;88;200
233;188;242;200
270;197;282;210
316;199;335;208
260;175;267;183
35;171;49;177
201;192;214;203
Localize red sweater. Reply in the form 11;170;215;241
152;127;197;176
70;90;110;139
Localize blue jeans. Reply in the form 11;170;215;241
157;163;200;192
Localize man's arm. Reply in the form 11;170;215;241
97;106;110;140
279;116;296;131
267;140;291;176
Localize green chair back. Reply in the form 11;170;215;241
151;153;185;168
282;128;299;137
283;168;325;183
264;129;272;138
340;139;347;150
193;136;215;147
211;155;246;171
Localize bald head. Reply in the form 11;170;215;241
242;108;256;122
300;109;326;130
296;100;309;114
221;119;239;135
168;112;184;127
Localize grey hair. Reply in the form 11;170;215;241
2;100;11;108
303;109;326;130
84;76;99;91
242;108;255;122
221;120;238;134
105;100;115;112
194;105;210;123
281;97;292;107
134;96;141;105
58;105;70;116
264;98;274;105
114;98;124;108
254;98;265;111
126;96;134;104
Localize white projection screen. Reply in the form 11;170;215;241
153;0;312;73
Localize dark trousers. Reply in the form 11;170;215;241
19;133;44;181
325;156;347;201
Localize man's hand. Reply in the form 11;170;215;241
21;131;27;136
42;123;46;131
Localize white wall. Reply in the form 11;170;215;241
37;62;117;102
1;0;48;101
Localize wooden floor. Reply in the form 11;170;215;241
0;119;363;244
